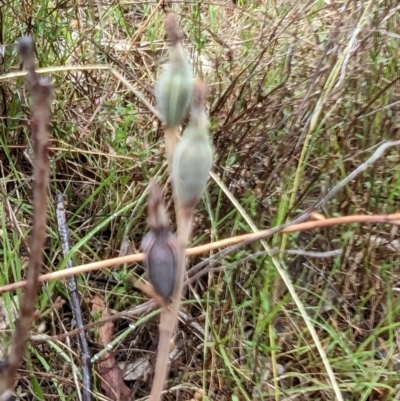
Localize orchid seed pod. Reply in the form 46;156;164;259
155;14;193;128
172;80;214;211
141;180;178;304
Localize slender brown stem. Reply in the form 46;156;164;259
0;37;53;399
150;309;174;401
164;127;179;173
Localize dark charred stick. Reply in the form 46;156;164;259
55;194;93;401
0;36;53;399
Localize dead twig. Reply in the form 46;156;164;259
0;36;53;399
55;194;93;401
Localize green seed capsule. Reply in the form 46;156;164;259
172;80;213;209
155;14;193;128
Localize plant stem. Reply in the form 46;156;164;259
164;127;179;173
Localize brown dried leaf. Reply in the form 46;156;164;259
92;295;132;401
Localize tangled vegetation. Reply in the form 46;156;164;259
0;0;400;400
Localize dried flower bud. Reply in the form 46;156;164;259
155;14;193;128
141;180;178;303
172;80;213;210
146;178;169;230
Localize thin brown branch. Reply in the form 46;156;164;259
0;36;53;399
55;194;92;401
0;212;400;296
